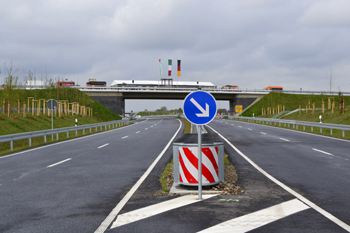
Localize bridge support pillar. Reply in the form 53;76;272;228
88;93;125;117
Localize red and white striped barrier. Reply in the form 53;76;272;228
178;146;219;185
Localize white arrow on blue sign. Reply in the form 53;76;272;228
183;91;217;125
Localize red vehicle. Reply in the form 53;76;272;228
264;86;283;91
56;81;75;87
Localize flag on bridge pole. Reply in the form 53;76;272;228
159;59;163;76
168;59;172;76
177;60;181;77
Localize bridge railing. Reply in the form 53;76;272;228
0;119;130;152
228;116;350;137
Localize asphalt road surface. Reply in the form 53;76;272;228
2;117;350;232
0;118;183;233
107;118;350;233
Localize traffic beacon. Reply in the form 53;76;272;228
183;91;217;199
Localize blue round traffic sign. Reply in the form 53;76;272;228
183;91;217;125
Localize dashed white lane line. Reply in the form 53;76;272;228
312;148;332;155
231;124;234;126
248;128;252;130
145;128;148;130
136;131;140;134
238;126;242;128
122;136;128;139
208;125;350;232
198;199;309;233
111;195;217;228
98;143;109;149
47;158;72;168
279;138;290;142
260;132;267;135
95;119;183;233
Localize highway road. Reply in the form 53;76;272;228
0;118;183;233
2;117;350;232
108;118;350;233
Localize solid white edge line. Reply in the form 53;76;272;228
94;119;183;233
226;119;350;143
207;125;350;232
98;143;109;149
312;148;332;155
47;158;71;168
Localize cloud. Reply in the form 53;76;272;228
299;0;350;28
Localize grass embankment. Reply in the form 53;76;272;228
159;118;232;192
0;88;123;156
237;92;350;140
242;92;350;118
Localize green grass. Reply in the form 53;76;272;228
242;92;349;118
0;88;125;156
0;88;122;122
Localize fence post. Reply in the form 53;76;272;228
29;138;32;147
311;126;313;132
56;133;59;140
320;127;322;133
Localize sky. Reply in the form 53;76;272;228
1;0;350;111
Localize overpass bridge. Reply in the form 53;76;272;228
76;86;267;116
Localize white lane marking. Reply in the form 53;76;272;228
231;124;234;126
122;136;128;139
260;132;267;135
208;125;350;232
47;158;72;168
98;143;109;149
198;199;309;233
238;126;242;128
112;195;217;228
95;119;183;233
136;131;140;134
145;128;148;130
151;126;153;128
248;128;252;130
279;138;290;142
312;148;332;155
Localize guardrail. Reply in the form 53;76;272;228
0;119;130;152
228;116;350;137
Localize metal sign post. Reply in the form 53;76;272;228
183;91;217;199
47;99;58;140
